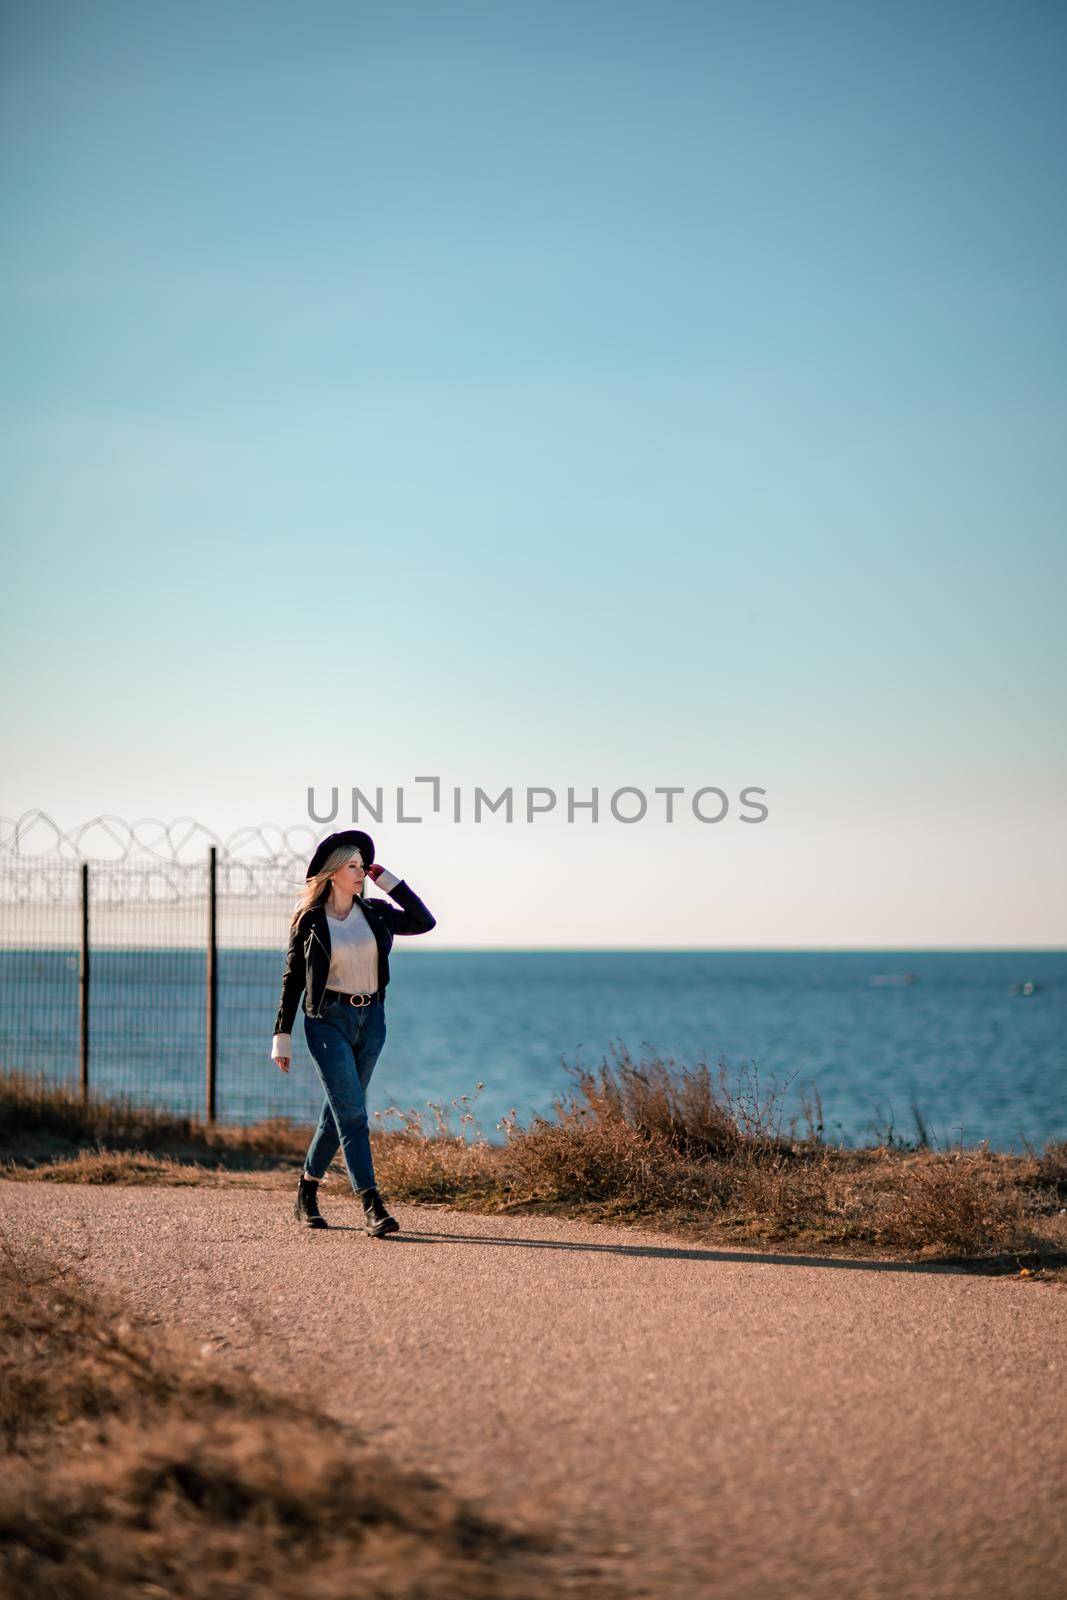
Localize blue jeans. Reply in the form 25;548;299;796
302;997;387;1192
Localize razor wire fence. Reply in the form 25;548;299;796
0;813;330;1125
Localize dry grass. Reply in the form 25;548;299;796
4;1051;1065;1270
0;1072;310;1169
366;1047;1065;1265
0;1235;602;1599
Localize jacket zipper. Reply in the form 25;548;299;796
307;921;331;1014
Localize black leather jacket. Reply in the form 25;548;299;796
272;876;436;1045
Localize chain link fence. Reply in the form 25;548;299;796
0;813;329;1124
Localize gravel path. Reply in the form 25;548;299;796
3;1180;1064;1600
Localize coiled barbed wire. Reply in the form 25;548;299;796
0;812;320;903
0;811;316;864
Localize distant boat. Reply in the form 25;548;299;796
869;973;919;987
1008;981;1040;997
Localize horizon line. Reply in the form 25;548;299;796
403;944;1067;954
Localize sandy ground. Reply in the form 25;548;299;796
2;1180;1065;1600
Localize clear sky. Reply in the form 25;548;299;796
1;0;1064;947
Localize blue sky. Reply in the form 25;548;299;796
2;0;1064;945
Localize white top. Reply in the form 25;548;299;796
324;901;379;995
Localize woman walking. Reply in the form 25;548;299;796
271;829;436;1236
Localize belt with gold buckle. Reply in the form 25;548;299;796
324;988;375;1008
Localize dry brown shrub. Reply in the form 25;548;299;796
877;1151;1029;1253
373;1129;497;1202
725;1150;844;1236
492;1110;681;1208
557;1043;783;1160
1032;1139;1067;1194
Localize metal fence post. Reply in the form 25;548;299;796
79;861;90;1102
206;845;218;1123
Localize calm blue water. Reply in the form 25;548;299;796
1;949;1064;1152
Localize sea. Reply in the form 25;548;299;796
2;949;1064;1153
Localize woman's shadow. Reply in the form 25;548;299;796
317;1220;1034;1275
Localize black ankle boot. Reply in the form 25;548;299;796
358;1185;399;1237
295;1174;328;1229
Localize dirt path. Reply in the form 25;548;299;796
2;1180;1064;1600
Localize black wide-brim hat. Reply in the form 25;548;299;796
306;829;376;881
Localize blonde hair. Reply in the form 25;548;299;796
290;844;366;930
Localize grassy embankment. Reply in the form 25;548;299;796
2;1048;1065;1270
0;1236;598;1599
